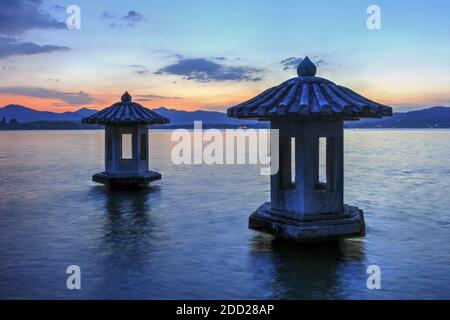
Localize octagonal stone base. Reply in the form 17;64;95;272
249;202;365;242
92;170;161;188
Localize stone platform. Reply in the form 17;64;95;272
249;202;365;242
92;170;161;188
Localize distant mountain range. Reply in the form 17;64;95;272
1;104;450;128
345;106;450;128
152;107;252;125
0;104;253;125
0;104;92;122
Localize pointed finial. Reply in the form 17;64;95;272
121;91;132;102
297;56;317;77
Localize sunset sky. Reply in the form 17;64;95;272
1;0;449;112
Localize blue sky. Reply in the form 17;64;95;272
0;0;449;112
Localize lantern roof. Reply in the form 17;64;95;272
227;56;392;120
82;91;169;125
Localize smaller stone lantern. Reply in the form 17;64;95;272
228;57;392;241
82;91;169;187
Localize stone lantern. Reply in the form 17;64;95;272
227;57;392;241
82;91;169;188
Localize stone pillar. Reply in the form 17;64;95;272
106;125;151;174
105;126;113;172
105;125;138;174
136;125;149;173
270;120;344;216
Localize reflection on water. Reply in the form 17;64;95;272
101;187;156;261
249;235;365;299
0;129;450;299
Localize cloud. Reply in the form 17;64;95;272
101;10;117;20
0;0;66;35
155;58;264;82
0;2;69;59
104;10;147;28
169;54;184;60
0;36;70;59
280;56;326;71
0;87;96;105
52;4;66;12
121;10;147;24
152;50;184;60
135;94;181;102
129;64;149;75
1;65;17;72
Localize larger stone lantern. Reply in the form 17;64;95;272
227;57;392;241
82;91;169;188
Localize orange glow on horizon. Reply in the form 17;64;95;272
1;88;448;113
0;93;250;113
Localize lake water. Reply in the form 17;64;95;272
0;129;450;299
